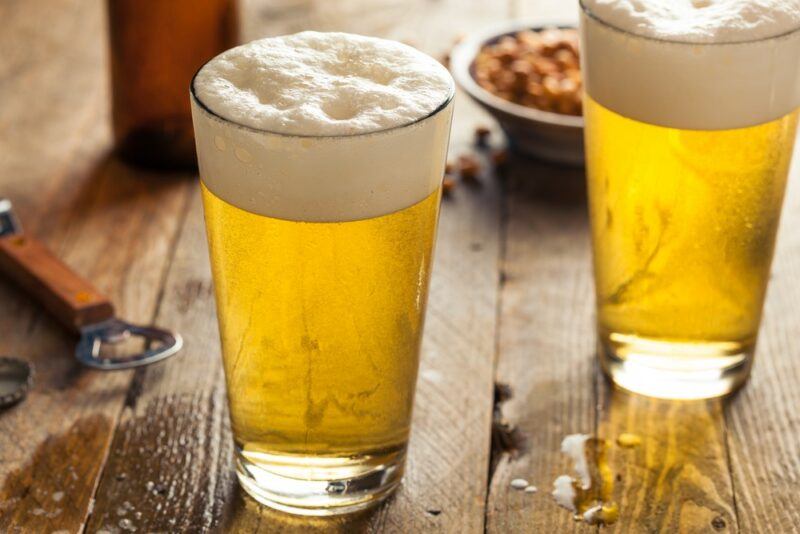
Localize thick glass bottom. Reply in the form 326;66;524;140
235;445;405;516
599;332;754;400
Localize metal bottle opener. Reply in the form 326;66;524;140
0;199;182;370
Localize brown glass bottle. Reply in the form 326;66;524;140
107;0;239;170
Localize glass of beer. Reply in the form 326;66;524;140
190;33;454;514
580;1;800;399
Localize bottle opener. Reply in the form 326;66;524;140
0;199;182;370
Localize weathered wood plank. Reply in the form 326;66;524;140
486;163;597;533
0;1;193;532
486;2;598;529
87;0;506;532
725;143;800;533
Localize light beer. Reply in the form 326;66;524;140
580;0;800;399
191;32;454;514
202;185;439;456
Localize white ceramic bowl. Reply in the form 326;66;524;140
451;21;585;166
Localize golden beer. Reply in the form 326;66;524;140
580;1;800;398
202;185;439;457
586;96;798;397
191;32;454;514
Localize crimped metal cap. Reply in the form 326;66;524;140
0;356;33;408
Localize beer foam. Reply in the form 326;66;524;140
193;32;453;136
191;32;454;222
584;0;800;43
581;0;800;129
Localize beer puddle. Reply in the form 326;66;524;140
548;433;641;526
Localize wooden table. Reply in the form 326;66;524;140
1;1;799;532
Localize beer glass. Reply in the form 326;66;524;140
580;1;800;399
190;35;454;514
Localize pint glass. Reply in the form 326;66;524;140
190;33;454;514
581;2;800;399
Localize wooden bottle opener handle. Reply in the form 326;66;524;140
0;234;115;332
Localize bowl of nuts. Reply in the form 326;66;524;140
450;22;584;165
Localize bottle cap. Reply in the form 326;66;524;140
0;356;33;408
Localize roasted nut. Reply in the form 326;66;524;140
442;176;456;195
555;49;577;68
533;59;559;76
542;77;562;98
472;28;582;116
458;154;481;182
491;148;509;168
516;30;541;49
475;125;491;146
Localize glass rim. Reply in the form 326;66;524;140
579;0;800;47
190;60;456;140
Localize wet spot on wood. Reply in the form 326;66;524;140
86;391;234;533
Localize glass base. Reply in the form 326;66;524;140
599;333;753;400
235;446;405;516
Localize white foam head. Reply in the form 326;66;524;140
191;32;454;221
194;31;453;136
585;0;800;43
580;0;800;129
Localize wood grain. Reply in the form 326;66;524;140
485;1;599;530
0;0;193;532
486;162;597;533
